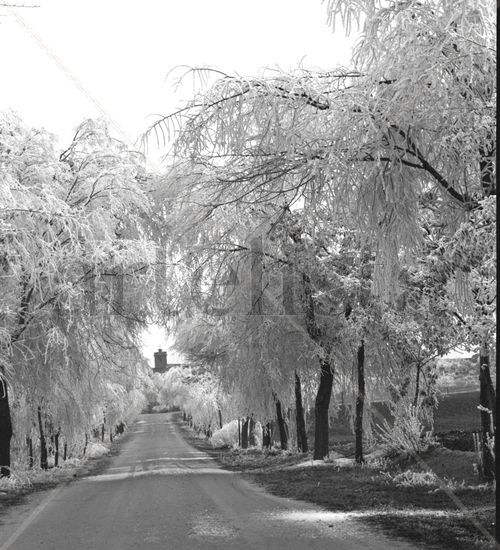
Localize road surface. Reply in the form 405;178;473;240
0;413;416;549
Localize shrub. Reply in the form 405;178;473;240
209;420;240;448
389;469;440;487
0;468;32;491
377;395;438;455
85;441;109;458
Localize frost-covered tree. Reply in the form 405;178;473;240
0;115;158;475
144;0;495;468
326;0;496;476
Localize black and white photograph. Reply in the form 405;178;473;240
0;1;496;548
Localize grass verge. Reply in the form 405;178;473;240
177;416;496;550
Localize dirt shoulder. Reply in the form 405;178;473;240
0;430;133;520
176;417;496;550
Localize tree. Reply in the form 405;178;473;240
0;115;158;475
144;0;495;468
150;168;319;450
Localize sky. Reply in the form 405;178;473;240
0;0;360;367
0;0;358;148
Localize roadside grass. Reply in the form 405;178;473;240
247;464;495;550
177;416;496;550
0;434;129;517
363;508;495;550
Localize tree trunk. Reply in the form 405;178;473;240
37;406;48;470
218;409;223;429
63;442;67;462
0;372;12;477
479;344;496;480
83;433;88;456
237;418;241;447
295;373;308;452
250;236;263;315
275;400;288;450
477;138;495;482
262;423;272;449
27;436;34;468
414;362;421;408
249;417;257;447
300;267;335;460
355;340;365;464
54;430;60;468
241;417;249;449
313;357;334;460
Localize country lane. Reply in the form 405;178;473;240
0;412;417;549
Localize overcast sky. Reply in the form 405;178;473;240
0;1;357;148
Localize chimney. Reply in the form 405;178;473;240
154;348;167;372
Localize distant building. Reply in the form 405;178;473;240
152;348;185;374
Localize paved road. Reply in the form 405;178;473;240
0;413;416;549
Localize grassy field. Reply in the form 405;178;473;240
326;391;483;452
178;418;496;550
